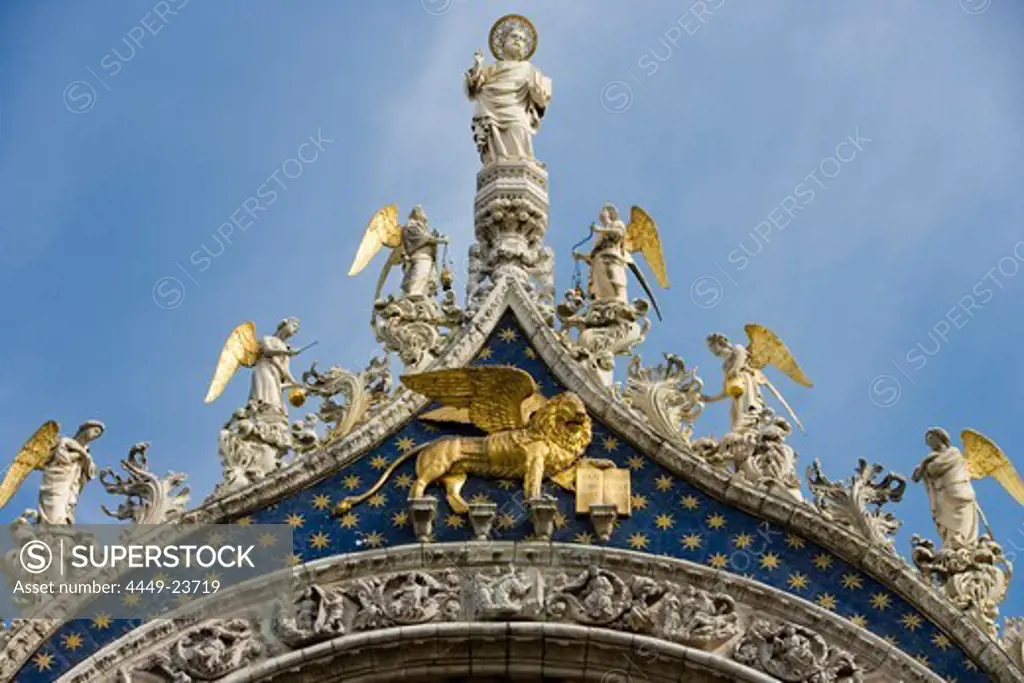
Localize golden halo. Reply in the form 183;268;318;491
488;14;538;61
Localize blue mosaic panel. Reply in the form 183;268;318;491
13;311;981;683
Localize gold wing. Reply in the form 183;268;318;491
962;429;1024;504
745;324;813;387
348;204;401;277
0;420;59;510
624;205;669;288
204;322;260;404
402;366;544;433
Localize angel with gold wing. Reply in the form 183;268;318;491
913;427;1024;550
348;205;450;305
338;366;611;514
204;318;313;415
0;419;104;525
704;325;813;437
572;203;669;319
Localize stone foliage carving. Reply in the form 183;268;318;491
347;569;462;630
301;354;392;442
806;458;905;551
694;409;803;503
733;618;862;683
557;288;650;386
546;565;739;647
100;442;190;525
912;533;1012;638
213;400;291;498
373;291;464;370
622;354;704;445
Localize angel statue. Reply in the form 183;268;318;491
0;420;104;525
348;205;449;304
913;428;1024;550
204;318;315;415
572;204;669;319
465;14;552;164
704;325;812;438
338;366;613;515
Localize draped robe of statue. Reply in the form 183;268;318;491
588;218;629;304
918;443;979;549
720;344;764;436
465;59;552;164
401;215;439;299
251;335;293;413
39;437;96;524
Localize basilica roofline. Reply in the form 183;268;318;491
22;276;1007;683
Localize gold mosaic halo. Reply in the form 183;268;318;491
488;14;538;61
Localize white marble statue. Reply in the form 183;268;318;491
703;326;812;439
0;420;104;525
250;318;302;413
39;421;103;525
465;15;552;165
399;206;447;299
205;318;308;416
571;203;668;318
577;204;629;304
912;428;979;550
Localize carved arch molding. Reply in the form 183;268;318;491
94;543;937;683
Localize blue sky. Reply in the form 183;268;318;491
0;0;1022;613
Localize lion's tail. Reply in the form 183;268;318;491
334;443;428;515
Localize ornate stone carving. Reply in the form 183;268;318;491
557;288;650;387
694;409;803;503
1;511;95;610
348;205;464;370
733;618;862;683
470;565;544;619
171;620;263;681
806;458;905;551
622;354;704;445
470;189;553;318
912;532;1011;638
100;442;190;525
1002;617;1024;669
301;354;392;442
0;420;103;526
373;293;464;370
347;570;462;630
546;565;631;626
212;400;291;498
271;584;346;648
117;653;192;682
528;495;558;540
627;578;739;648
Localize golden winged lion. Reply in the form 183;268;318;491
338;366;609;514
